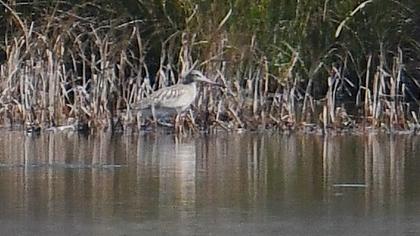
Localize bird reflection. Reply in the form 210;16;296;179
137;135;197;217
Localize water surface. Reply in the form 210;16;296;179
0;131;419;235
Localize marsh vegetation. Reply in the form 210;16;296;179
0;0;419;133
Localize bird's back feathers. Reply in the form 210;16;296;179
135;83;196;112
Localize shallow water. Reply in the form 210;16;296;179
0;131;419;235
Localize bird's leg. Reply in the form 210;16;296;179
175;112;180;133
137;112;142;130
176;111;186;134
151;105;157;127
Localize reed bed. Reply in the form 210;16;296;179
0;0;419;134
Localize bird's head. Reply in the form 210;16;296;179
183;70;220;86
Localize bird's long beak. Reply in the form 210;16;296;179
196;76;224;87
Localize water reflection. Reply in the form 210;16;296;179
322;134;410;216
0;131;419;235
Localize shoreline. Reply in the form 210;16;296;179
2;119;419;136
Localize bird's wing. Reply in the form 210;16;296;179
151;86;187;106
136;85;187;109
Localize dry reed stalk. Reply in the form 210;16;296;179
389;60;397;131
323;104;328;132
372;70;379;126
394;49;404;127
47;50;56;125
228;106;244;128
302;59;324;123
253;67;260;116
286;52;300;125
326;70;335;126
215;99;222;122
364;54;372;123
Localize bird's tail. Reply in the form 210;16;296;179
132;98;152;110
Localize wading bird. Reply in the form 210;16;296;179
135;69;221;129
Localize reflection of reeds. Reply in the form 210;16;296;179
364;134;406;212
0;132;417;223
321;133;409;213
